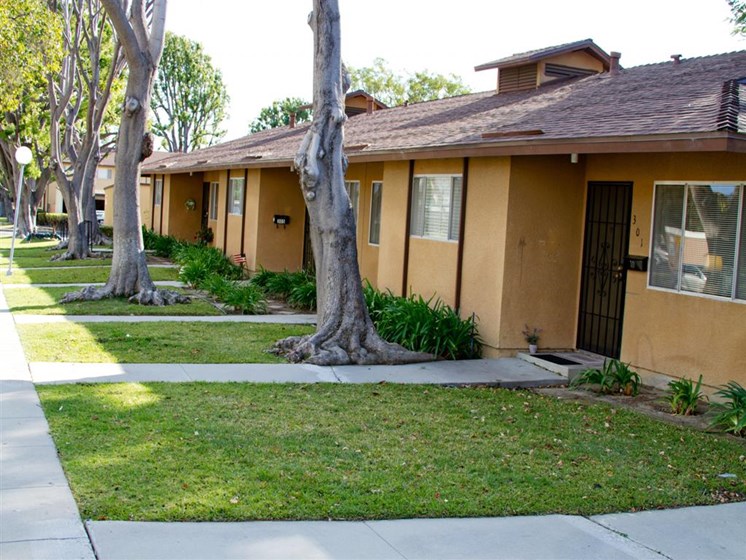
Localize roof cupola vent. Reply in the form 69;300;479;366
671;54;682;65
609;52;621;75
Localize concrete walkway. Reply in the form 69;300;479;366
2;282;746;559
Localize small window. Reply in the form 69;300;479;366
345;180;360;224
369;181;382;245
229;177;244;215
154;177;163;206
209;182;219;220
97;168;113;180
650;182;745;301
410;175;462;241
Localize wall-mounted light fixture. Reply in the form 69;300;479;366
570;153;579;164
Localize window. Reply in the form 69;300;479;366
369;181;383;245
344;180;360;224
154;177;163;206
410;175;462;241
209;182;219;220
97;168;113;180
650;182;745;301
229;177;244;215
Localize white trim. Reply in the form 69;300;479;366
228;177;245;216
368;181;382;246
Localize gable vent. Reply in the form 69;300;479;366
544;63;597;79
498;64;538;93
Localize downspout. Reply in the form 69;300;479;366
454;157;469;311
401;160;415;297
222;171;230;254
240;168;248;258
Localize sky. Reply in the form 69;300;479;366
164;0;745;141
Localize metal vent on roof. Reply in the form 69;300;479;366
717;80;741;132
196;159;210;165
482;129;544;139
242;155;262;160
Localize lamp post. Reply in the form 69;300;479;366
6;146;33;276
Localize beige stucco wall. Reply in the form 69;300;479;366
224;170;244;259
377;161;410;295
243;169;261;270
498;155;586;352
254;168;306;272
459;157;512;355
539;51;606;86
103;185;114;226
585;152;746;388
164;173;202;241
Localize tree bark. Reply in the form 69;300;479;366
274;0;432;366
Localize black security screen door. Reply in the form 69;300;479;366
577;182;633;358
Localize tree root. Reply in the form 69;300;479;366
273;330;434;366
50;250;104;261
60;285;190;306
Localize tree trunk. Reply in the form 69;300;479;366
62;0;183;306
274;0;432;366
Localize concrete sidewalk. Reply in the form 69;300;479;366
2;282;746;559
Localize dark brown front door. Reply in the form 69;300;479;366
577;182;633;358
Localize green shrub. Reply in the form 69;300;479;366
142;226;158;250
571;359;640;395
362;283;482;360
709;381;746;437
288;278;317;310
249;266;276;290
220;283;267;315
37;211;68;227
173;244;243;281
667;375;705;415
99;225;113;238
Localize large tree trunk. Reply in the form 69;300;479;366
62;0;184;306
274;0;432;366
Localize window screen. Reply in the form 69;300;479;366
410;176;462;241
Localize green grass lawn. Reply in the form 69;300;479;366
0;238;58;251
37;383;746;522
4;286;220;316
1;265;179;284
0;252;114;268
18;322;313;363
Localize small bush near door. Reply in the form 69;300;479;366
709;381;746;437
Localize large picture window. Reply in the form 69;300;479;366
650;182;745;301
229;177;244;215
410;175;462;241
209;182;219;220
369;181;382;245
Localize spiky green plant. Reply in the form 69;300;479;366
709;381;746;437
667;375;705;416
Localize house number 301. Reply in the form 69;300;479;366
632;214;642;247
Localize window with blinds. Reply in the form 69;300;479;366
344;180;360;225
154;178;163;206
369;181;382;245
209;182;219;220
649;182;745;301
410;176;462;242
228;177;244;215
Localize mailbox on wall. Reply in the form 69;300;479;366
273;215;290;228
624;255;648;272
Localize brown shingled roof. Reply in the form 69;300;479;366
143;50;746;174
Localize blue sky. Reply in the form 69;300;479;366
165;0;745;141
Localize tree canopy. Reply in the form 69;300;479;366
347;58;471;107
249;97;311;133
0;0;62;114
728;1;746;35
152;32;229;152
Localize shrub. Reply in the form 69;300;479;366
363;283;482;360
37;211;68;227
667;375;705;415
249;266;276;290
173;244;243;282
99;225;113;238
220;283;267;315
709;381;746;437
571;359;640;395
288;277;317;310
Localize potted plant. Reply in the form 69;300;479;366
522;325;541;353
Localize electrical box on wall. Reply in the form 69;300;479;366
625;255;648;272
273;215;290;228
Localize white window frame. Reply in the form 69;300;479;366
228;177;245;216
154;177;163;206
344;180;360;225
648;181;745;303
209;182;219;220
369;181;383;245
97;168;113;180
410;174;462;242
